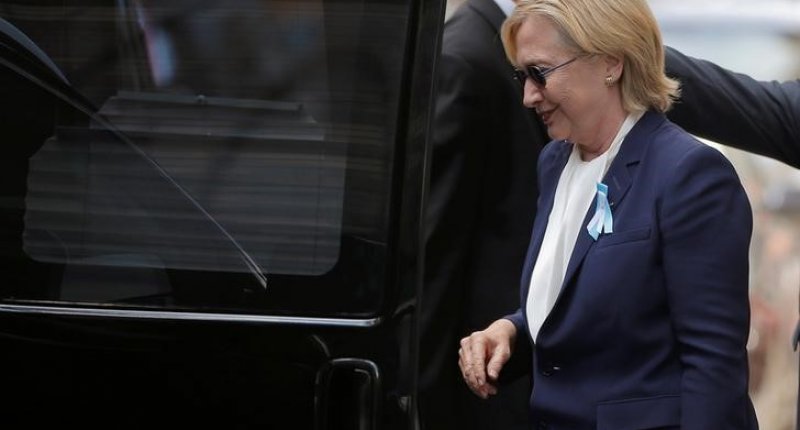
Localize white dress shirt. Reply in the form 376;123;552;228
526;111;643;342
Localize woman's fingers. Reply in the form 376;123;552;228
458;331;500;398
457;319;517;399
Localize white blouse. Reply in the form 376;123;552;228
527;111;643;342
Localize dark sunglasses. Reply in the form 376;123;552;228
513;56;580;88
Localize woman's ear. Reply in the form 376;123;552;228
603;54;624;81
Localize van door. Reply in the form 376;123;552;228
0;0;443;428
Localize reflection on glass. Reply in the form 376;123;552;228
0;0;410;315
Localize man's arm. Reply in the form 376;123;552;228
665;46;800;168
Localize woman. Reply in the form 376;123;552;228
457;0;759;428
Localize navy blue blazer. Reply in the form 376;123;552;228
507;111;759;429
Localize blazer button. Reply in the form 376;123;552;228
541;363;561;377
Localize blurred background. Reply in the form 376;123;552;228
445;0;800;428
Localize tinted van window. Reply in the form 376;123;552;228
0;0;411;316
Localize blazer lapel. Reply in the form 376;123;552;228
555;111;663;304
520;141;571;297
556;156;634;289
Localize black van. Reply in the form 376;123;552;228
0;0;443;428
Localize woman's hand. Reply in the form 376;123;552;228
458;318;518;399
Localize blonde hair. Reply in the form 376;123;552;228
501;0;679;113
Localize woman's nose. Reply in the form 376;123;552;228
521;79;543;108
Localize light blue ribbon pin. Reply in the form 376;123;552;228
587;182;613;240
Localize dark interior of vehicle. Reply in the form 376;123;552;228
0;0;412;317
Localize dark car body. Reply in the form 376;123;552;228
0;1;443;428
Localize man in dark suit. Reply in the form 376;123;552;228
664;46;800;430
665;47;800;167
419;0;548;428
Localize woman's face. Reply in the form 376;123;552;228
514;15;620;147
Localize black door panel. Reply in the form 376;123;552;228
0;0;443;427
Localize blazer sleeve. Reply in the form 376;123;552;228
497;310;532;384
659;143;755;429
665;46;800;168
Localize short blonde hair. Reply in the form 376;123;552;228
501;0;679;113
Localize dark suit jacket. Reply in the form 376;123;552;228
666;46;800;168
420;0;547;428
507;111;758;429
